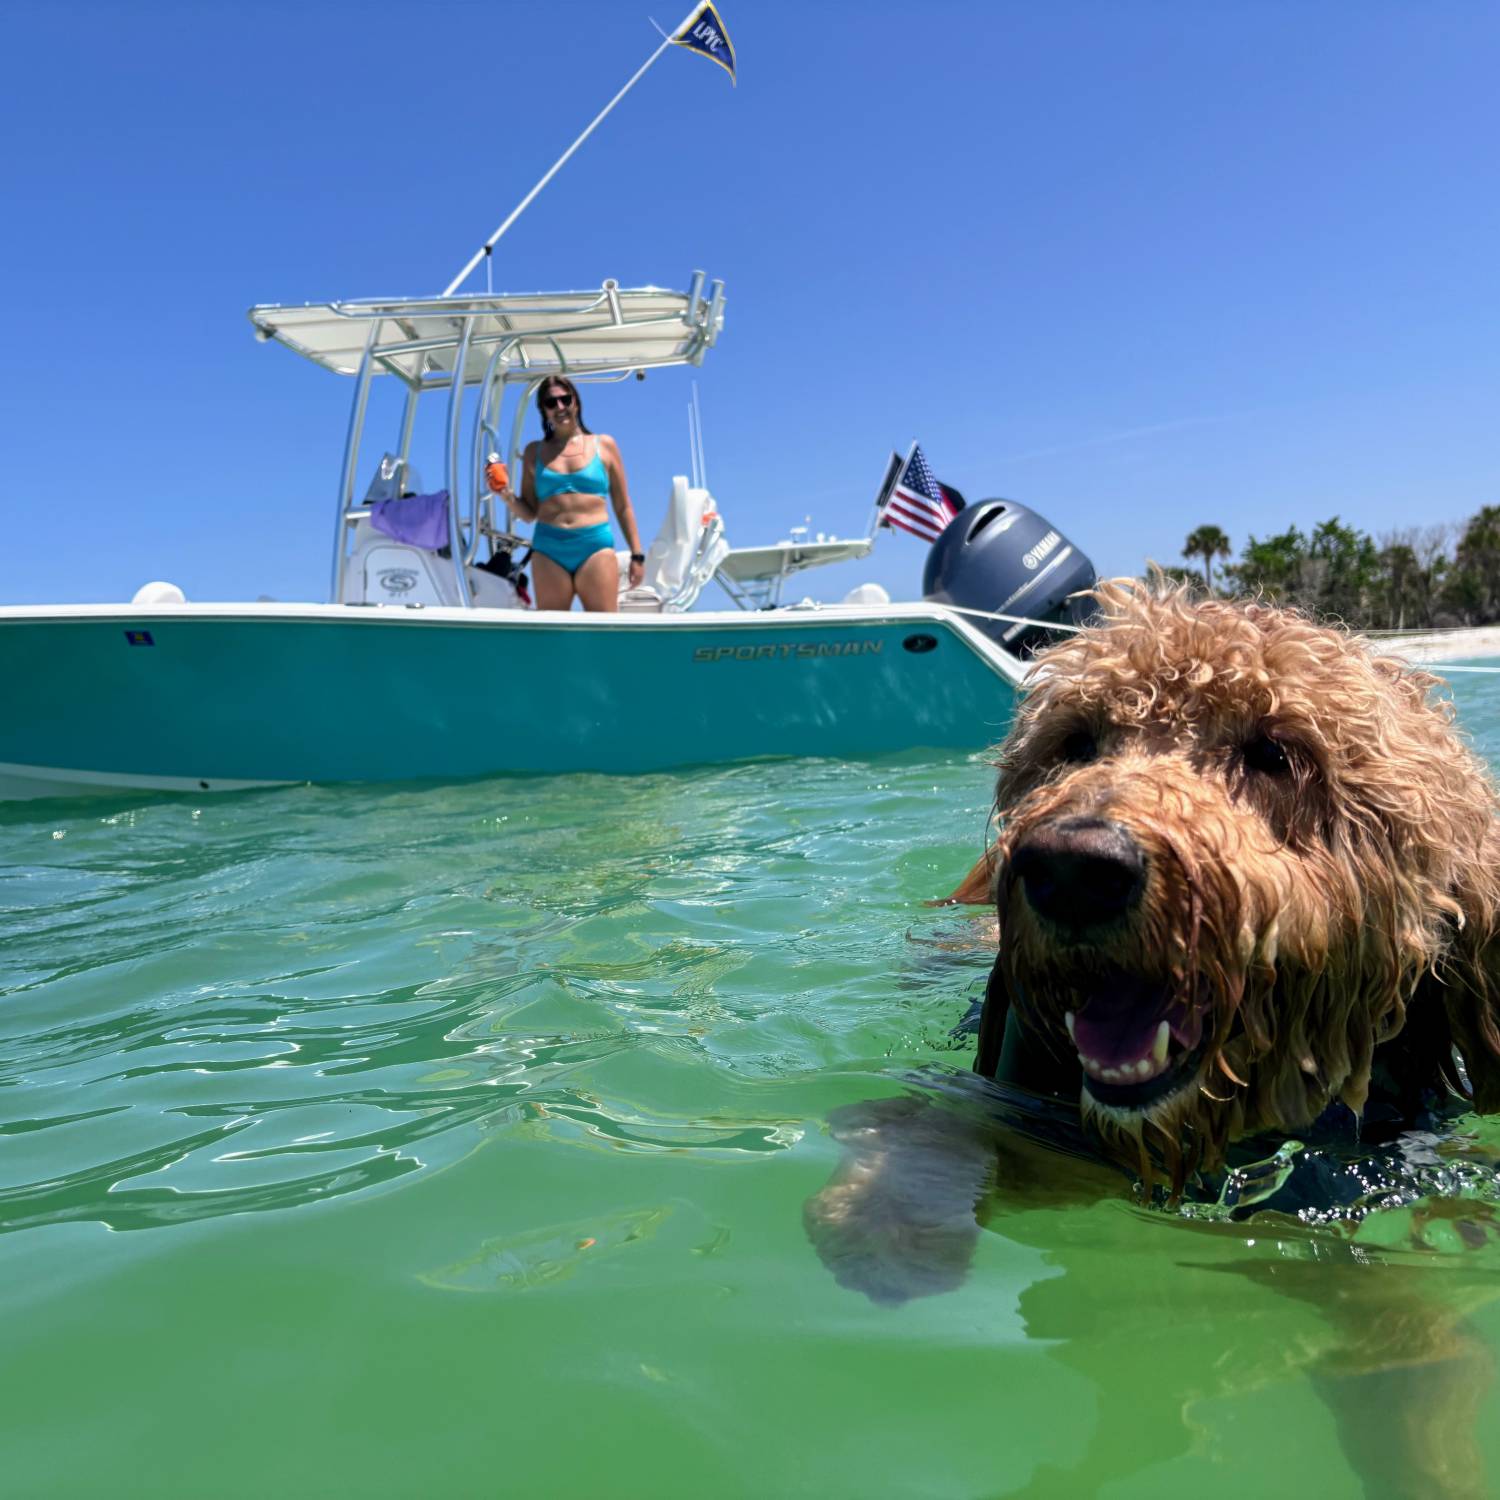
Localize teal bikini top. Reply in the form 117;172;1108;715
534;438;610;502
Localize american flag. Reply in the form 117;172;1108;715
880;444;962;544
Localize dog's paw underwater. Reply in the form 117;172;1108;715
961;580;1500;1195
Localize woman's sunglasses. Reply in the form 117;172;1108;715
541;393;575;411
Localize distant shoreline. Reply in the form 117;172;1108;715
1369;625;1500;663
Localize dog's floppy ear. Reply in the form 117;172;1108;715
975;957;1010;1078
1442;925;1500;1114
1441;826;1500;1113
936;846;998;907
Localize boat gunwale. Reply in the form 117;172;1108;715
0;600;1032;686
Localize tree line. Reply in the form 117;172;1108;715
1173;507;1500;630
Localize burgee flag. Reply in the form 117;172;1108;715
880;444;964;544
673;2;736;83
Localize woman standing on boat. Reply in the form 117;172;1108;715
502;377;646;611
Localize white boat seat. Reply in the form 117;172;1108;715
338;509;523;609
355;541;451;605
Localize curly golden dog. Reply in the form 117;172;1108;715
950;580;1500;1192
805;584;1500;1495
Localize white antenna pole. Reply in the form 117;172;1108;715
686;402;701;488
442;5;702;297
691;379;708;489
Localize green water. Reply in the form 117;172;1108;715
5;675;1500;1498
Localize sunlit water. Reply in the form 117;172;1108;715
5;670;1500;1497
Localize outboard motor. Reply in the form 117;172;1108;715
923;499;1096;657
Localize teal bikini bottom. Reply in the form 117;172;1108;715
532;521;616;576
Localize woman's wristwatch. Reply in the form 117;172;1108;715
630;552;646;564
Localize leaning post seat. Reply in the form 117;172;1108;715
617;476;729;612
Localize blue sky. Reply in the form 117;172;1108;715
4;1;1497;606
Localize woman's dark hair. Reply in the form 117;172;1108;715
537;376;592;440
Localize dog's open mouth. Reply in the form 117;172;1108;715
1061;971;1208;1110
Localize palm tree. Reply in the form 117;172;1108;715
1183;525;1232;595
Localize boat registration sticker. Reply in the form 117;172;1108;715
693;640;883;663
124;630;155;647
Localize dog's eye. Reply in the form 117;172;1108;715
1243;734;1291;776
1058;729;1097;765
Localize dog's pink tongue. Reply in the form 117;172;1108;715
1069;976;1175;1065
1071;1006;1163;1067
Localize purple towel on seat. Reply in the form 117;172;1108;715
369;490;451;551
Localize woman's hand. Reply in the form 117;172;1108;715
628;555;645;588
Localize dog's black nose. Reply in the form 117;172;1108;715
1010;818;1145;931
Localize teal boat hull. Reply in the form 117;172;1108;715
0;603;1027;798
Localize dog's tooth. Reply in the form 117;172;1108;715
1135;1058;1153;1079
1152;1020;1170;1067
1101;1065;1121;1082
1064;1011;1077;1042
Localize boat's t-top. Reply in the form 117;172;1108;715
248;272;743;612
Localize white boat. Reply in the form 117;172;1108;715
0;273;1092;801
